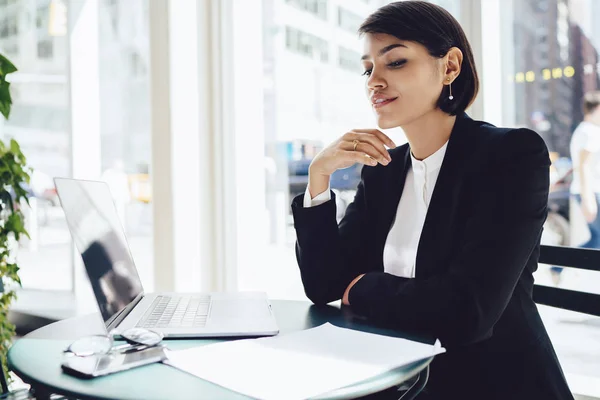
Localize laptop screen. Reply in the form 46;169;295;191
54;178;144;324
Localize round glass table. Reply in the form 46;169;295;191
9;300;432;400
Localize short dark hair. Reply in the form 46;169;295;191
584;91;600;115
359;1;479;116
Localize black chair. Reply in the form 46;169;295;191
535;245;600;317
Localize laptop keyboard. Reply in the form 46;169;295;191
137;295;211;329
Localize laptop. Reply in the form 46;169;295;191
54;177;279;338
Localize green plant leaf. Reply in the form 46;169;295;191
9;139;20;155
14;213;29;240
3;191;14;212
0;80;11;120
0;54;17;76
0;53;17;120
13;185;29;206
4;264;20;285
10;163;23;179
5;213;27;241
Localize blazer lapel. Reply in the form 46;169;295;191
415;113;476;278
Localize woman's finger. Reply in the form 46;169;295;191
345;133;391;162
341;140;389;165
352;129;397;149
340;150;378;167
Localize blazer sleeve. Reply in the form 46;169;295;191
292;166;381;304
348;128;550;347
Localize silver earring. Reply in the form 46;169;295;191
447;78;454;100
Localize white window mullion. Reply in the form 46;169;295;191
149;0;235;293
67;0;103;310
460;0;484;121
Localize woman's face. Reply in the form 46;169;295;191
361;33;446;129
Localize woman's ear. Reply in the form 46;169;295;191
444;47;463;81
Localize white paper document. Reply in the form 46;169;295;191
164;323;445;400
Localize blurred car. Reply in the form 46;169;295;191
288;159;362;219
288;159;363;196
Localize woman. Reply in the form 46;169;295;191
571;92;600;235
552;91;600;284
291;2;573;399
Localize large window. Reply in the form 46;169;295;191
285;0;328;20
0;0;72;291
338;45;362;73
337;7;362;33
494;0;600;394
285;26;329;62
97;0;153;292
499;0;600;269
0;0;153;296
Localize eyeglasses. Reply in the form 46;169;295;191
64;328;164;357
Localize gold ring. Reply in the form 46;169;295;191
352;139;360;151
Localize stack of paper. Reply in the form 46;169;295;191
164;323;445;400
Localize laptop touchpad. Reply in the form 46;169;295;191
210;299;272;319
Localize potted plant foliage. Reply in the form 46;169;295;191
0;52;32;392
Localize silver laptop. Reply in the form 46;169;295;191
54;177;279;338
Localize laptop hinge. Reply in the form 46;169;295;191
106;292;145;333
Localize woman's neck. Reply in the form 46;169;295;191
402;109;456;160
584;114;600;126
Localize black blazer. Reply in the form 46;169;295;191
292;113;574;400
